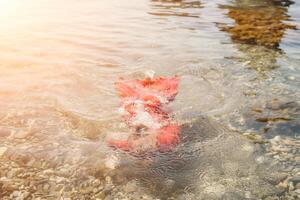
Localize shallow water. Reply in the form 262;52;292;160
0;0;299;199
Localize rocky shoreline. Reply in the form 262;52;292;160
0;122;299;200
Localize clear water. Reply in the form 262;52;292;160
0;0;299;199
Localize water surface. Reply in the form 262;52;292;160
0;0;299;199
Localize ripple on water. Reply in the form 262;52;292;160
0;0;299;199
113;116;285;199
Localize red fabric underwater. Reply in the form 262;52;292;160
114;76;179;101
108;76;180;153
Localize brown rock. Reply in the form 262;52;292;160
219;6;296;47
0;147;8;158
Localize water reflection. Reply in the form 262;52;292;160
149;0;203;18
218;0;297;72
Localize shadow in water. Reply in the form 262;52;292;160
149;0;203;18
232;99;300;138
112;116;286;199
217;0;297;72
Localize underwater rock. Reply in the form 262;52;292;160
270;0;295;7
290;176;300;186
221;192;244;200
237;99;300;137
0;147;8;158
113;116;284;199
218;4;296;48
229;44;281;72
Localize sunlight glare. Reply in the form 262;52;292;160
0;0;20;17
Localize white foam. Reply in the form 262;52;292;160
105;155;120;169
131;101;162;129
145;70;155;79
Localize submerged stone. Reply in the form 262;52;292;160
113;116;284;199
218;5;296;48
237;99;300;137
0;147;8;158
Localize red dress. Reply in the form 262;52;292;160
108;76;180;153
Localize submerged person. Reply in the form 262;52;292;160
105;73;285;199
107;74;181;153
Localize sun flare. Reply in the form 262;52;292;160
0;0;20;17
